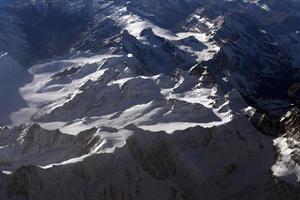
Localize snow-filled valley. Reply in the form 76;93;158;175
0;0;300;199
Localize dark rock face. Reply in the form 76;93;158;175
281;108;300;141
202;13;298;103
0;123;278;200
288;83;300;107
5;1;90;66
119;30;197;74
126;0;197;28
245;108;283;137
0;12;30;66
177;1;300;112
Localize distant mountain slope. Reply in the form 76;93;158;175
0;52;32;124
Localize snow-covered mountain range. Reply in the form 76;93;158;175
0;0;300;199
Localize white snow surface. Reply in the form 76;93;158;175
12;53;232;135
272;136;300;184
